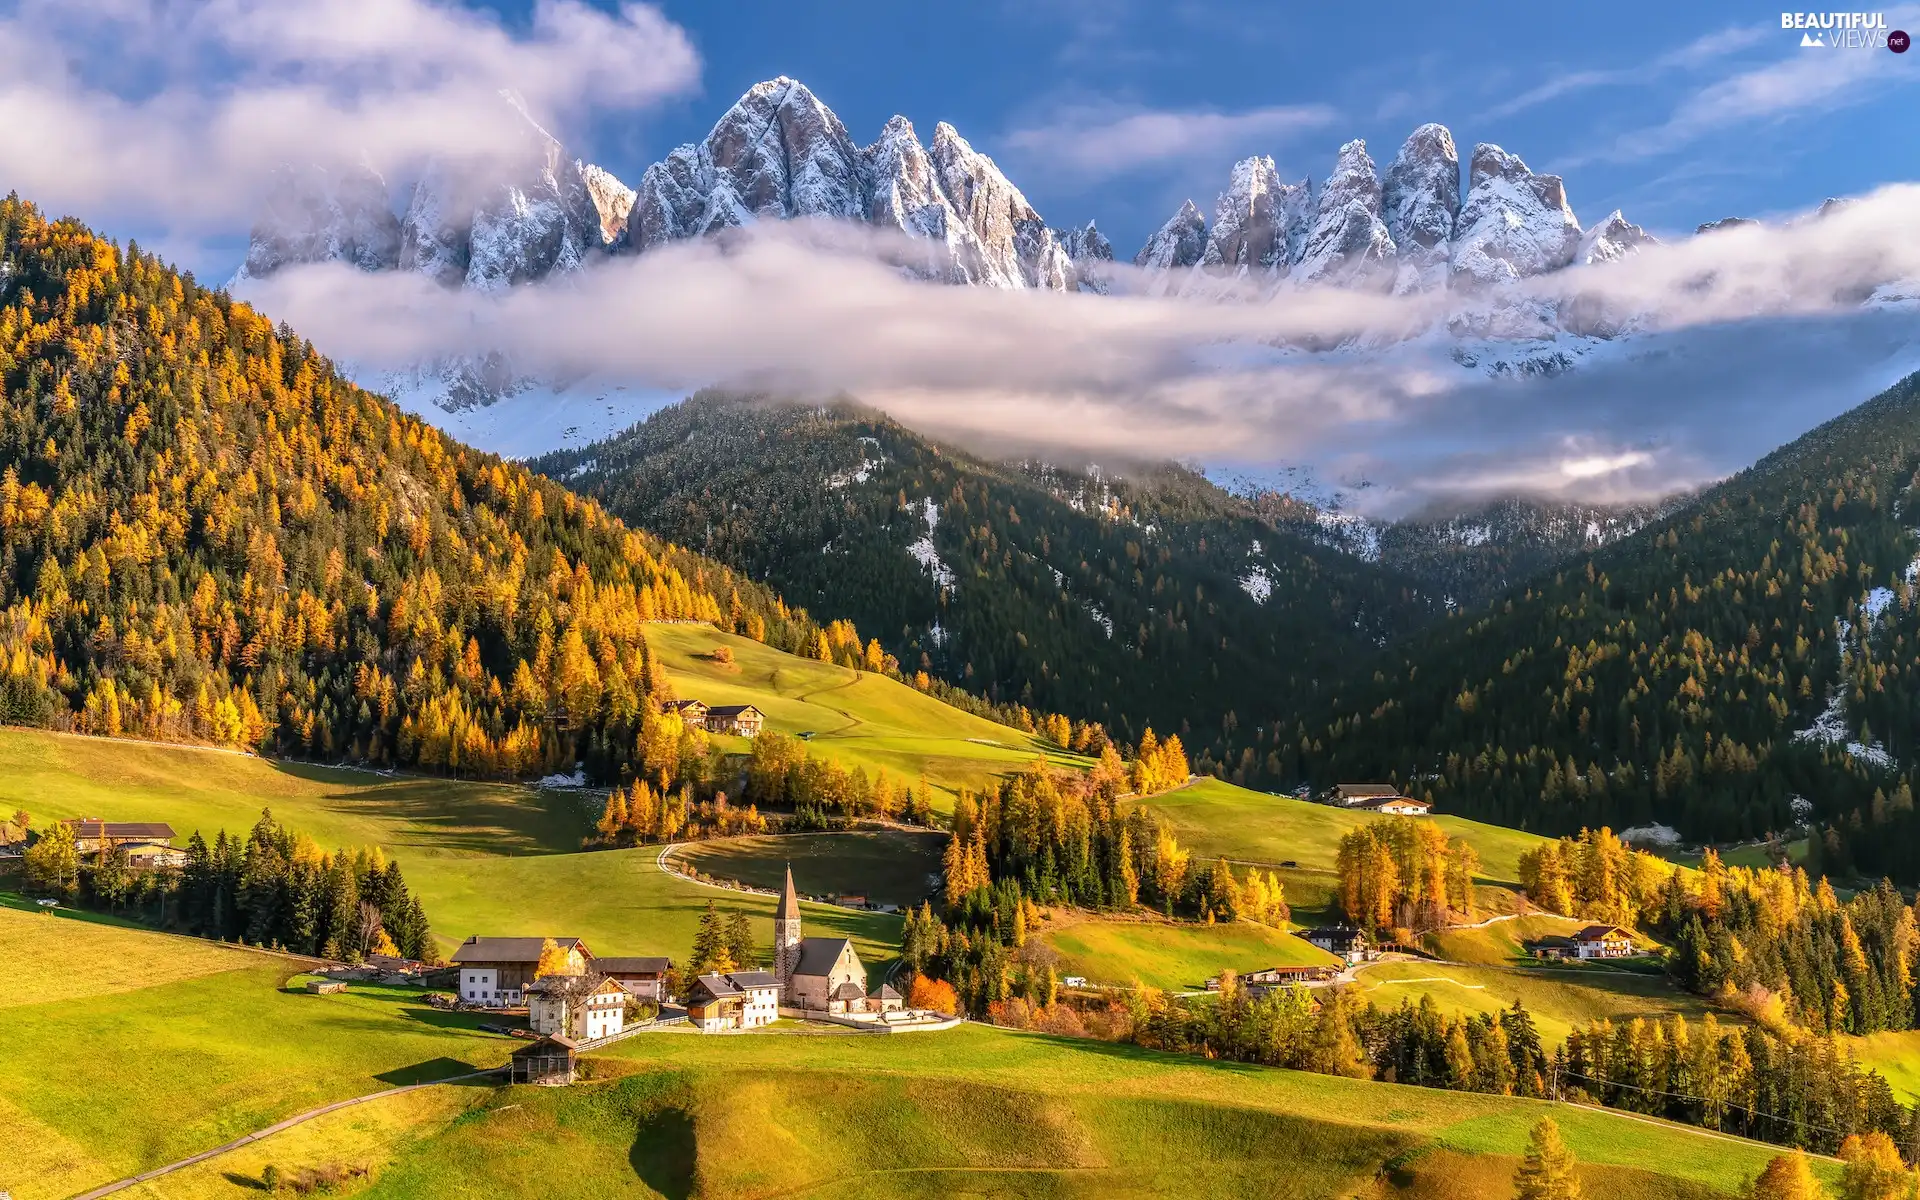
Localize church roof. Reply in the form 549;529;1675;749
775;865;800;923
832;980;866;1001
792;936;854;980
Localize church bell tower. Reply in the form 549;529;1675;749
773;865;803;990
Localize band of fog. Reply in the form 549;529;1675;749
234;184;1920;511
0;0;698;227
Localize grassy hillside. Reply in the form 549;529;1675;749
1139;777;1550;921
0;905;514;1199
3;904;1836;1200
0;727;899;967
1038;916;1339;991
647;620;1079;803
672;830;946;909
1351;960;1722;1047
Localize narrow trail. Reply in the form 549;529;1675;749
67;1069;504;1200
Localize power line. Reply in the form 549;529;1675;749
1555;1066;1877;1146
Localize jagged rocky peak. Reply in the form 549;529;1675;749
929;121;1072;289
1449;143;1582;287
1381;124;1459;293
234;161;402;282
628;76;866;253
1201;155;1307;273
1135;200;1208;270
1292;139;1396;287
1060;220;1114;294
395;94;611;292
1577;210;1657;265
1696;216;1760;235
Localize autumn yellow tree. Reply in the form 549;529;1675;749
533;937;571;979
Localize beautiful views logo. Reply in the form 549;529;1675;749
1780;11;1905;48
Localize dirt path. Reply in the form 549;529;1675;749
67;1069;504;1199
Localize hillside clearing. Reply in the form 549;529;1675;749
671;829;946;910
1038;916;1340;991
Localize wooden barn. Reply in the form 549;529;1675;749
511;1034;579;1085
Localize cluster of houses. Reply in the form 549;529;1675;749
450;869;912;1045
661;699;766;738
1211;926;1375;996
1330;784;1433;815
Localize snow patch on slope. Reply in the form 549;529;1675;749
907;499;955;590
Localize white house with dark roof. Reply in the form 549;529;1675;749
686;970;781;1031
527;973;628;1041
450;936;591;1005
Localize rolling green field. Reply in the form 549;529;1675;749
646;621;1086;804
1423;915;1599;965
0;905;517;1200
2;894;1832;1200
672;829;946;910
1351;960;1723;1047
1039;917;1341;991
1850;1031;1920;1103
1141;777;1548;888
0;726;899;968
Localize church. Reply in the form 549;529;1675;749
773;867;903;1016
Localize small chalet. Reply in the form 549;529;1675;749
527;973;627;1041
450;936;592;1006
1573;925;1636;959
595;956;672;1002
704;704;766;737
122;841;188;869
510;1034;578;1085
662;699;709;724
1356;796;1432;816
1301;927;1369;964
1241;964;1339;996
687;970;781;1032
64;820;176;853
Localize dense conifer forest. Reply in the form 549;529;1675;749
1286;372;1920;853
0;198;1044;782
534;393;1434;756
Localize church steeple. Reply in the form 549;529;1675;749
773;864;803;991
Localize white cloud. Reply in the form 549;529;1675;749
1479;25;1772;122
1003;101;1338;182
0;0;699;232
233;185;1920;513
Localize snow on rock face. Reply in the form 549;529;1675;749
1292;140;1396;288
929;122;1073;290
1577;210;1657;265
1135;200;1208;270
398;158;475;287
907;499;956;590
1381;124;1459;294
1450;144;1582;288
463;106;608;292
865;114;972;281
1060;220;1114;294
1202;156;1296;273
235;162;400;281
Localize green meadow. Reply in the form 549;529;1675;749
672;829;946;910
1350;960;1722;1047
1038;917;1340;992
0;726;898;967
645;621;1086;804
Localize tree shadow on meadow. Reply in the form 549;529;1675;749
373;1056;495;1086
267;762;590;855
630;1105;697;1200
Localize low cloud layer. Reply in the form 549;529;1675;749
0;0;697;231
236;185;1920;515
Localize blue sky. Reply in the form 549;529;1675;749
541;0;1918;257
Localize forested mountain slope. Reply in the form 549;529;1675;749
1292;371;1920;869
0;198;961;782
534;394;1434;757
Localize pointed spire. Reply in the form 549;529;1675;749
776;864;800;923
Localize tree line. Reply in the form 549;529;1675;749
21;806;431;961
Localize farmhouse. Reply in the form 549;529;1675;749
1241;964;1339;996
63;820;176;853
1331;784;1400;808
450;936;591;1005
704;704;766;737
527;973;628;1041
120;841;188;869
1573;925;1636;959
1301;926;1369;964
595;956;672;1002
1355;796;1432;816
662;699;709;724
687;970;781;1031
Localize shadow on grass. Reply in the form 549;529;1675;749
219;1171;269;1191
630;1106;697;1200
374;1056;493;1086
263;761;590;855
